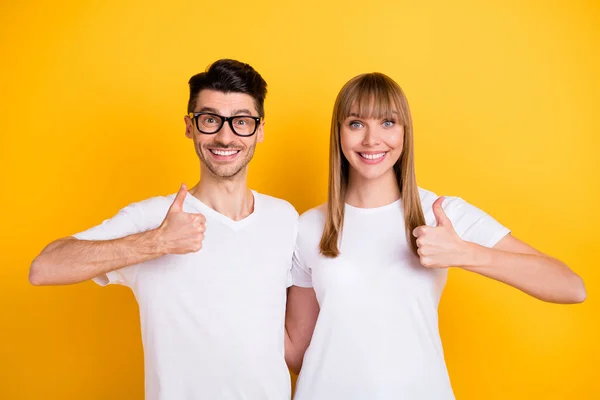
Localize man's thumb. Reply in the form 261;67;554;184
169;184;188;212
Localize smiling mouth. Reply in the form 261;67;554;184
358;152;387;160
209;149;241;156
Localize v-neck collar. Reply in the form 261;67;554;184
184;190;259;232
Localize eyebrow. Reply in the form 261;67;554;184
231;109;253;116
197;107;219;114
197;107;254;116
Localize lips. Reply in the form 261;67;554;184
357;151;388;164
207;148;242;161
209;149;240;156
359;152;386;160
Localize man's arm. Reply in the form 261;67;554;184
29;184;206;286
30;232;164;286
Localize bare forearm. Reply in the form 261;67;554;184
285;286;319;374
460;242;586;304
29;229;165;286
285;329;303;375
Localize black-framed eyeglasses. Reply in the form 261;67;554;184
188;112;261;137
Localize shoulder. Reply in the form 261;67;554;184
419;187;470;210
418;187;440;208
255;192;299;219
299;203;326;226
296;203;327;239
293;204;327;256
418;187;477;225
121;195;175;229
129;195;174;215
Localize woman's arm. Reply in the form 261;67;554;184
413;197;586;304
285;286;320;374
461;234;585;303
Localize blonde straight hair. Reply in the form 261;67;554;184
319;73;425;258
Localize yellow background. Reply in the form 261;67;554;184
1;0;598;398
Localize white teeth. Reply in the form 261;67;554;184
360;152;385;160
211;150;239;156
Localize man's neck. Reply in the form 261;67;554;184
189;169;254;221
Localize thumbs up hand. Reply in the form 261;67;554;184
412;197;466;268
157;184;206;255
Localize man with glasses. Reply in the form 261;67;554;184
29;59;298;400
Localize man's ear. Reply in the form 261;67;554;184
184;115;194;139
257;120;265;143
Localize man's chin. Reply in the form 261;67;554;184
203;162;246;179
215;170;243;179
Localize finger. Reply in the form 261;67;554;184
432;197;451;227
421;258;433;268
169;184;188;213
194;213;206;224
412;225;427;238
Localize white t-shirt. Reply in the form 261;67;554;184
291;188;510;400
74;191;298;400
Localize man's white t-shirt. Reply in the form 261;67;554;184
74;191;298;400
291;188;510;400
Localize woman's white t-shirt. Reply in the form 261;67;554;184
291;188;510;400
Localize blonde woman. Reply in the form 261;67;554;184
284;73;586;399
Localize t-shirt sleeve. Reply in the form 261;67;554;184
286;219;298;288
72;203;144;287
291;244;313;288
442;197;511;248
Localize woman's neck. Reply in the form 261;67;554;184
345;168;401;209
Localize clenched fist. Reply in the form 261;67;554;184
157;184;206;255
412;197;467;268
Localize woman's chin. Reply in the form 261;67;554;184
350;165;393;182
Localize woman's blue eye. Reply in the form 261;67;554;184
350;121;363;129
383;120;395;128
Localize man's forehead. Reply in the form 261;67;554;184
195;89;257;114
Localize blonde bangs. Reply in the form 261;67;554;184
336;73;408;125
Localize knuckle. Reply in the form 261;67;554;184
414;226;427;237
